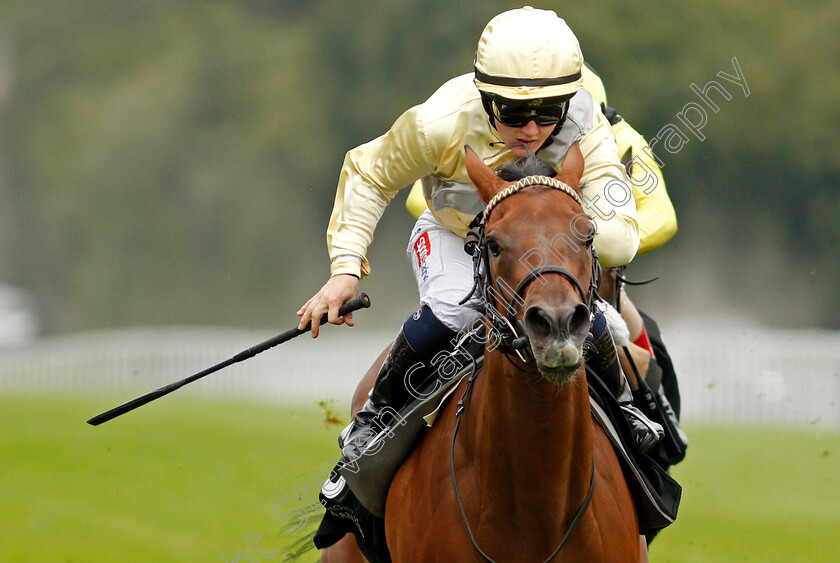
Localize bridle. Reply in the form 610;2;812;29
452;174;600;562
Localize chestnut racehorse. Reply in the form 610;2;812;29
322;144;646;562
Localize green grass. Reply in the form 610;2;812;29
653;427;840;562
1;393;838;562
0;393;340;562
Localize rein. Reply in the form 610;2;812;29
451;174;599;561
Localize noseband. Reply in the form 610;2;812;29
462;174;601;363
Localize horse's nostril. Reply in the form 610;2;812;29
567;304;591;340
524;306;553;341
525;304;589;342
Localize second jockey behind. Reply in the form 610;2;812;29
297;6;665;464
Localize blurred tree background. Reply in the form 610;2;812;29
0;0;837;335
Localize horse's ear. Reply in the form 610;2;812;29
556;141;584;191
465;145;507;203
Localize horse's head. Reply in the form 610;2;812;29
465;143;597;384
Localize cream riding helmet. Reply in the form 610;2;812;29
474;6;585;131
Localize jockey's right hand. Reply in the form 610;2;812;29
297;274;360;338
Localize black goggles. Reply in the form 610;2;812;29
490;96;570;128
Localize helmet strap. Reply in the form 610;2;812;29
479;92;498;131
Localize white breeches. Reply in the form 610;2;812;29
406;210;484;333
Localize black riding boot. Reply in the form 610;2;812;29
587;323;664;453
339;329;427;462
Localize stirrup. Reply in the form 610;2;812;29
622;404;665;454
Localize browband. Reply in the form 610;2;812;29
482;175;581;224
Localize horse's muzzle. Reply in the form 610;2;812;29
522;303;590;382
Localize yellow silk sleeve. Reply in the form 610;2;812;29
612;120;677;254
327;105;436;278
405;179;429;220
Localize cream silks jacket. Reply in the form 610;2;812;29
326;72;639;279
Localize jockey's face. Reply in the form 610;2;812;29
495;118;556;157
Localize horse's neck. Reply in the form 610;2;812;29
464;351;594;513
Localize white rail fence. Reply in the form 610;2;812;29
1;326;838;429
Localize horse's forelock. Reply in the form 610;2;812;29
497;154;556;182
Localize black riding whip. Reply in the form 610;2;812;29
87;293;371;426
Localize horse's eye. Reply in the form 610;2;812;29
486;238;501;257
583;221;597;247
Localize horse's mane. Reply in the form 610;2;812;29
496;153;556;181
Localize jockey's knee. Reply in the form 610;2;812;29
400;304;480;395
418;297;483;337
402;303;478;360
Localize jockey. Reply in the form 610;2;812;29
298;6;664;462
405;62;678;386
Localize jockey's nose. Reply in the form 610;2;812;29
520;119;540;135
